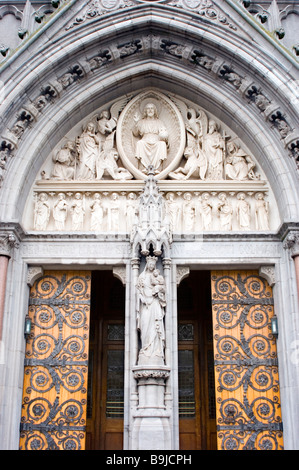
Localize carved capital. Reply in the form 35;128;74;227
132;365;170;380
176;266;190;285
259;265;275;287
283;231;299;257
113;266;126;285
27;266;44;287
0;233;19;257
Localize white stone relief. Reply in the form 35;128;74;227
42;91;261;185
29;188;271;233
136;256;166;366
24;90;278;233
34;193;50;231
70;192;85;230
53;193;68;230
132;102;169;171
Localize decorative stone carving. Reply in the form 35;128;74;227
225;142;260;181
0;233;18;257
259;265;276;287
205;120;226;180
27;187;272;232
116;90;186;180
132;102;169;171
90;193;103;231
51;141;77;180
113;266;126;285
70;192;85;230
34;192;50;231
27;266;44;287
136;255;166;366
183;192;195;232
217;192;233;231
283;231;299;257
176;266;190;285
131;168;172;256
236;192;251;231
53;193;68;230
255;192;270;230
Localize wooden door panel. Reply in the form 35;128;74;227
19;271;91;450
211;270;283;450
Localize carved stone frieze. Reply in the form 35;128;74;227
65;0;239;32
25;187;272;233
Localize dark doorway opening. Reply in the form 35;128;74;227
86;271;125;450
178;270;217;450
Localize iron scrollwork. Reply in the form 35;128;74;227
20;272;91;450
212;273;283;450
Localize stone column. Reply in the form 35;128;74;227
294;256;299;305
0;233;18;339
284;232;299;305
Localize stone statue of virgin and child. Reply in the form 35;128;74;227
136;256;166;365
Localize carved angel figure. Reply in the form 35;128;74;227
169;146;207;180
133;103;169;170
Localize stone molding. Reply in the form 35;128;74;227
1;29;298;185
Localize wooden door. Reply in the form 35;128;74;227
86;271;125;450
211;270;284;450
178;271;217;450
19;271;91;450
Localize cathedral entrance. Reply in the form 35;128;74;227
86;271;125;450
178;271;217;450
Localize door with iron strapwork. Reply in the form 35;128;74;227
211;270;283;450
19;271;91;450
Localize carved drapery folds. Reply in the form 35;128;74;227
23;90;276;234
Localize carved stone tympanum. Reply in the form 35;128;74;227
23;89;277;233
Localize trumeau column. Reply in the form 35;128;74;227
130;167;173;450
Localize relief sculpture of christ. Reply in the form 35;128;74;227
132;103;169;170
